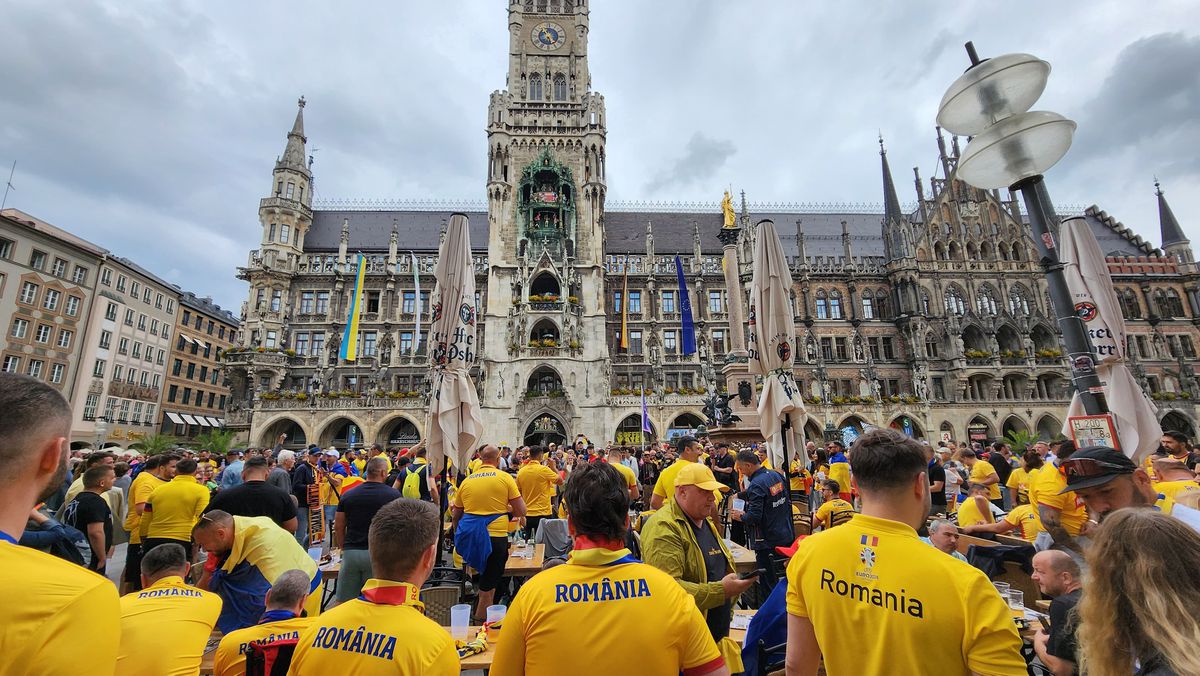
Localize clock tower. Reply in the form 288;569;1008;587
481;0;610;446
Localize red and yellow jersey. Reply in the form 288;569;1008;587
491;547;723;676
0;541;119;676
516;460;561;517
785;514;1024;675
455;467;521;537
1001;504;1040;542
1034;464;1087;536
213;615;313;676
118;576;222;676
288;580;457;675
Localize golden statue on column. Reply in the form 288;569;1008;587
721;190;736;228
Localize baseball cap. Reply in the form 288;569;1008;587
307;447;323;456
674;463;728;492
1059;446;1136;494
324;449;340;458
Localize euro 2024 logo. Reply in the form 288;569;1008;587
856;534;879;581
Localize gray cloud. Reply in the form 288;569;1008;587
643;132;737;194
0;1;1196;312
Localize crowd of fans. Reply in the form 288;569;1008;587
4;369;1200;675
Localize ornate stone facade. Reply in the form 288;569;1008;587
226;0;1200;450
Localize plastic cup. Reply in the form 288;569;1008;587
731;498;746;512
992;582;1010;596
486;604;507;640
450;604;471;638
307;547;322;562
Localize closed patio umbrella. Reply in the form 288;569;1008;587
425;213;484;474
1060;215;1161;461
747;219;807;471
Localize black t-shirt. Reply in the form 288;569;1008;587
1047;589;1081;668
989;453;1014;484
712;453;738;490
63;491;112;568
337;481;402;550
207;480;296;527
689;518;731;640
928;463;948;507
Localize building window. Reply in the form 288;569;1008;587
945;287;966;315
829;292;843;319
10;318;28;339
315;292;330;313
708;291;723;314
182;387;192;405
664;330;677;354
130;281;140;298
92;359;106;377
30;250;46;270
137;313;146;330
166;298;174;314
977;287;998;315
613;291;622;313
116;274;126;292
816;291;828;320
118;337;129;355
299;291;315;313
399;332;414;354
882;337;895;360
125;367;136;384
83;394;99;420
711;329;727;354
105;302;117;321
56;329;72;349
285;182;295;199
124;308;134;326
820;337;833;361
365;291;380;313
862;296;874;319
834;337;848;361
263;330;276;348
932;377;946;400
402;291;416;314
98;330;114;350
1119;288;1141;319
19;281;38;305
28;359;43;378
628;291;642;313
2;356;20;373
868;337;881;361
925;333;939;359
100;268;112;286
49;363;64;384
295;333;309;355
42;289;60;311
360;331;377;357
71;265;88;284
0;237;12;259
168;385;177;403
311;333;325;356
270;290;282;312
629;330;643;355
51;258;68;278
172;359;182;376
661;290;676;313
199;365;208;382
528;73;543;100
112;364;123;381
34;324;52;343
65;295;80;316
155;293;163;309
552;72;567;100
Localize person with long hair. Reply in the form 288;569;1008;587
1078;508;1200;676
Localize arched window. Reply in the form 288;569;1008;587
829;290;843;319
1120;288;1142;319
528;73;543;100
976;286;998;316
934;242;947;261
552;73;567;101
1155;289;1170;318
815;290;828;320
861;295;874;319
1011;242;1023;261
1166;289;1186;318
945;287;966;316
1008;285;1030;316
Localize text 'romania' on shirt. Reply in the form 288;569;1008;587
785;513;1025;675
455;467;521;537
490;547;724;676
118;575;223;676
213;615;313;676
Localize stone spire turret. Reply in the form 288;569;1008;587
1157;179;1193;263
277;97;311;178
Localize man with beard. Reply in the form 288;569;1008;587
1060;446;1157;523
0;372;120;674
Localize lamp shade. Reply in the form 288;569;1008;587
937;53;1051;136
956;111;1076;189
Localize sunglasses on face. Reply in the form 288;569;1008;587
1060;457;1133;478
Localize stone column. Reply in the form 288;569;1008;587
719;227;747;356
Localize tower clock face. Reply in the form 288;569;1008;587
532;22;565;51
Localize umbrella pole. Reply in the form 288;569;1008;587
436;458;449;564
780;413;793;507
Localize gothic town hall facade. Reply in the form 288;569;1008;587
224;0;1200;452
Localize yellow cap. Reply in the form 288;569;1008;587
674;462;729;492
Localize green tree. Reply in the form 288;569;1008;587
129;432;179;456
1003;429;1038;454
193;429;237;455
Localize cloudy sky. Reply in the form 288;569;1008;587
2;1;1197;311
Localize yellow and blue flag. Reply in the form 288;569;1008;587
339;253;366;362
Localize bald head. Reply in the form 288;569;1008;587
1032;549;1082;596
365;456;389;479
479;445;499;465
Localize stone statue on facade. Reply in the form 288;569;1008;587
327;331;342;362
379;332;395;364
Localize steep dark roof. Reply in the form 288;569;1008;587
1157;183;1188;246
309;208;887;258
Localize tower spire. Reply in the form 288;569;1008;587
880;135;903;225
1156;178;1193;263
278;96;310;176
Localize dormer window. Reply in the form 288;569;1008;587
285;182;295;199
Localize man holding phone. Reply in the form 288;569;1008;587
641;463;754;641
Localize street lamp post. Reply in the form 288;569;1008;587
937;43;1108;416
94;417;110;449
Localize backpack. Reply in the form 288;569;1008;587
402;463;427;500
244;638;299;676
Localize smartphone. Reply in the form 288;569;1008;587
739;568;767;580
1038;616;1051;632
